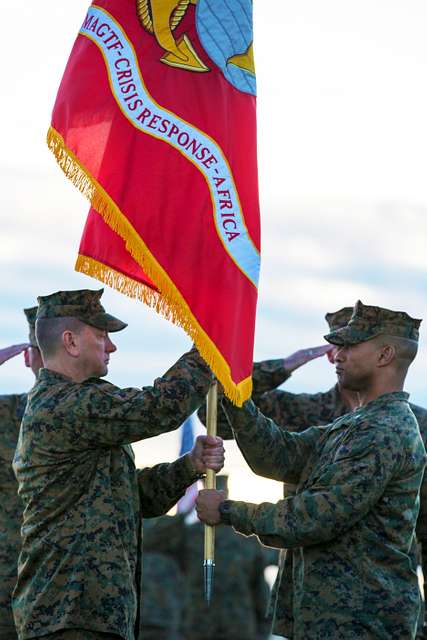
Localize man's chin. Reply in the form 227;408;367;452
94;365;109;378
339;377;363;392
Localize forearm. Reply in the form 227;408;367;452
224;498;324;548
138;454;201;517
225;457;388;548
85;347;213;446
224;399;321;482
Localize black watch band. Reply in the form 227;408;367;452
218;500;233;525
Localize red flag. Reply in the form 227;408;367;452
48;0;260;405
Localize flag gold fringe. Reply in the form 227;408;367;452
75;255;160;305
47;126;252;406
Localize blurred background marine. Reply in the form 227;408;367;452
0;307;41;640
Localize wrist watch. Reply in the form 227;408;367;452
218;500;233;525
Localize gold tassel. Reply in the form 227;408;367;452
48;126;252;406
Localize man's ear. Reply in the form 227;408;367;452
378;344;396;368
62;330;80;357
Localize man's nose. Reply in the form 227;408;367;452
334;347;345;363
106;336;117;353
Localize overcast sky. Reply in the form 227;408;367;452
1;1;426;504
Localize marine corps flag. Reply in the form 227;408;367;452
48;0;260;405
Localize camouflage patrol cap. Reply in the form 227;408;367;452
324;307;353;331
325;300;421;346
36;289;127;333
23;306;38;347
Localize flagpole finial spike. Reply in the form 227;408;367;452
204;559;215;604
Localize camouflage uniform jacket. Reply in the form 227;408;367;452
223;392;426;639
12;349;211;640
0;394;27;634
140;518;185;638
140;552;184;638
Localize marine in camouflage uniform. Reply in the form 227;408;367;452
250;308;427;636
0;307;40;640
140;476;271;640
197;302;427;639
201;306;427;632
140;517;186;640
12;289;223;640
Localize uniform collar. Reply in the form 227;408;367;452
361;391;409;411
38;368;109;386
329;391;409;432
38;368;74;384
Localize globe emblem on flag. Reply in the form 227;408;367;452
196;0;256;95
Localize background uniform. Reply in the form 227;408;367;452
0;394;27;640
140;510;271;640
0;306;38;639
141;518;185;640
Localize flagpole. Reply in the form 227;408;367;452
204;381;217;604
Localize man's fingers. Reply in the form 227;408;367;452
0;343;30;366
305;345;334;359
199;434;223;446
202;448;225;470
201;446;225;459
204;461;224;472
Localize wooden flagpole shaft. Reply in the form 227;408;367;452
204;381;217;603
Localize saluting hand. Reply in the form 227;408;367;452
188;435;225;474
0;343;30;366
283;344;334;373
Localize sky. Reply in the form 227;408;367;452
1;1;427;506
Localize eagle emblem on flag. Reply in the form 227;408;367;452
136;0;256;94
